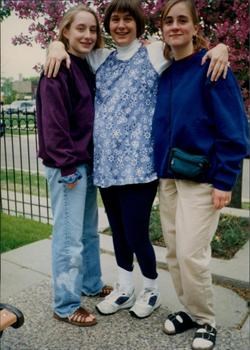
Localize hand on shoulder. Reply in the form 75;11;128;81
44;41;71;78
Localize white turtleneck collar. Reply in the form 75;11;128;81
116;39;141;61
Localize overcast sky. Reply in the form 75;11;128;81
1;14;46;80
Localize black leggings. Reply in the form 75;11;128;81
100;180;158;279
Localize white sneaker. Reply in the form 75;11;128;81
129;288;161;318
96;283;136;315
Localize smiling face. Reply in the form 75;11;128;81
162;1;198;59
63;11;97;58
109;11;137;47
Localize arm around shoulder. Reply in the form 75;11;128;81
45;41;70;78
146;41;171;75
202;43;229;81
87;47;113;72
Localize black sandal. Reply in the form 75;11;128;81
0;303;24;331
192;324;217;350
163;311;197;335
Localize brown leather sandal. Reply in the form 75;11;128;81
81;285;113;298
53;307;97;327
98;285;113;298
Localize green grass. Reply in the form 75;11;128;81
211;214;249;259
1;169;48;197
104;205;249;260
97;190;103;207
242;202;250;210
1;213;52;253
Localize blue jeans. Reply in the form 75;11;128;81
45;164;103;317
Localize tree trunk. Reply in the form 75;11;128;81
229;161;243;208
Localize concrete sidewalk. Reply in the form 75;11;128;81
1;208;249;349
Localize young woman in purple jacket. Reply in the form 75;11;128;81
36;5;112;327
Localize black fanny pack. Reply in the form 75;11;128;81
169;148;209;179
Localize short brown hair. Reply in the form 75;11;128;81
103;0;145;38
161;0;208;60
58;5;103;50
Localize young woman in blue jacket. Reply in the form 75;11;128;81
152;1;248;349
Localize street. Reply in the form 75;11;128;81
1;134;44;174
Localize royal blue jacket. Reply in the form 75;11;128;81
152;49;248;191
36;53;95;176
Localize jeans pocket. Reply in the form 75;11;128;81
45;166;59;185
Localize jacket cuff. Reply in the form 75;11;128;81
58;170;82;184
212;179;233;192
61;166;77;177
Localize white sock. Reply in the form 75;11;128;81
117;267;134;293
143;276;158;290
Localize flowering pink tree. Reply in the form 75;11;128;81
1;0;249;109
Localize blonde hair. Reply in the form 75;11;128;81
58;5;103;50
161;0;208;60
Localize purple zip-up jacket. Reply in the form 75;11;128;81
36;53;95;176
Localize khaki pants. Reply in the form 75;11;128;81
159;179;220;326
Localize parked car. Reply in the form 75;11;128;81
1;104;11;113
6;100;35;114
25;100;36;115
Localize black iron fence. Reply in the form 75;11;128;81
1;109;249;222
0;110;52;224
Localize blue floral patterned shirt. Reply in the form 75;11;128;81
93;45;160;188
